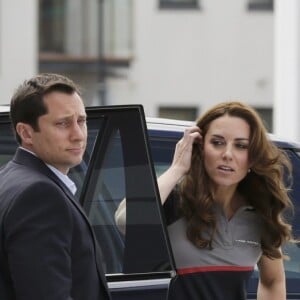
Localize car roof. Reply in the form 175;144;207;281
0;107;299;150
0;105;9;112
146;117;300;150
146;117;194;132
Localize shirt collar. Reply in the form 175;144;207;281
19;147;77;195
46;164;77;195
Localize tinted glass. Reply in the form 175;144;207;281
0;119;17;165
81;107;173;275
0;109;174;278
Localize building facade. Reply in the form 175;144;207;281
0;0;38;106
0;0;286;135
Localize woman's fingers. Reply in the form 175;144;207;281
171;126;202;173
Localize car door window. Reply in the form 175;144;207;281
0;116;18;165
0;108;174;279
80;106;174;275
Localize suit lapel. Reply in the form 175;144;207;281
13;148;111;297
14;148;88;216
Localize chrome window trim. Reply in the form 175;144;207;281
108;277;171;290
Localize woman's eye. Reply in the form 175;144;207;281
211;139;224;146
236;143;248;149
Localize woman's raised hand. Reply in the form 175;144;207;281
170;126;202;176
158;126;202;203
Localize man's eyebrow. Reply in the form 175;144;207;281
54;115;73;121
55;114;87;120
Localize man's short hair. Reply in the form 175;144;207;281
10;73;81;144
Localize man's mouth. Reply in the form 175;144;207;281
67;147;84;153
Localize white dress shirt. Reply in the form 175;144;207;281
19;147;77;195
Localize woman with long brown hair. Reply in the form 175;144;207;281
159;101;293;300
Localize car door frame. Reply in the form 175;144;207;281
80;105;176;300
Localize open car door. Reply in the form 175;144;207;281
77;105;175;300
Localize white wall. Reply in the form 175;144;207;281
274;0;300;142
0;0;38;104
107;0;273;118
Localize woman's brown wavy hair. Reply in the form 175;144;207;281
179;101;293;259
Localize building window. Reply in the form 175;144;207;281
159;0;199;9
39;0;133;60
103;0;133;59
39;0;66;53
39;0;101;57
248;0;273;11
254;107;273;132
159;106;198;121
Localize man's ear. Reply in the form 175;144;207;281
16;123;34;145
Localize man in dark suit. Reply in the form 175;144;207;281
0;73;111;300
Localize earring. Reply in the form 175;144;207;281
248;168;251;173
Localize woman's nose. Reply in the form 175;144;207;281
222;145;233;160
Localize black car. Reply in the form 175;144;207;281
0;105;300;299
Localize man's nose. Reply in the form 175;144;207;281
70;122;85;140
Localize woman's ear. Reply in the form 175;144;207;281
247;161;254;173
16;123;34;145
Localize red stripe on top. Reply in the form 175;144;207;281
177;266;254;275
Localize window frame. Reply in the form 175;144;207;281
81;105;175;276
158;106;198;121
248;0;273;11
159;0;200;10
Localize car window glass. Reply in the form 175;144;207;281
0;109;174;277
84;127;125;273
0;109;172;274
69;126;101;200
148;133;178;178
0;120;17;165
81;107;174;275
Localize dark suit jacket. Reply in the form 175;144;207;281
0;148;111;300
